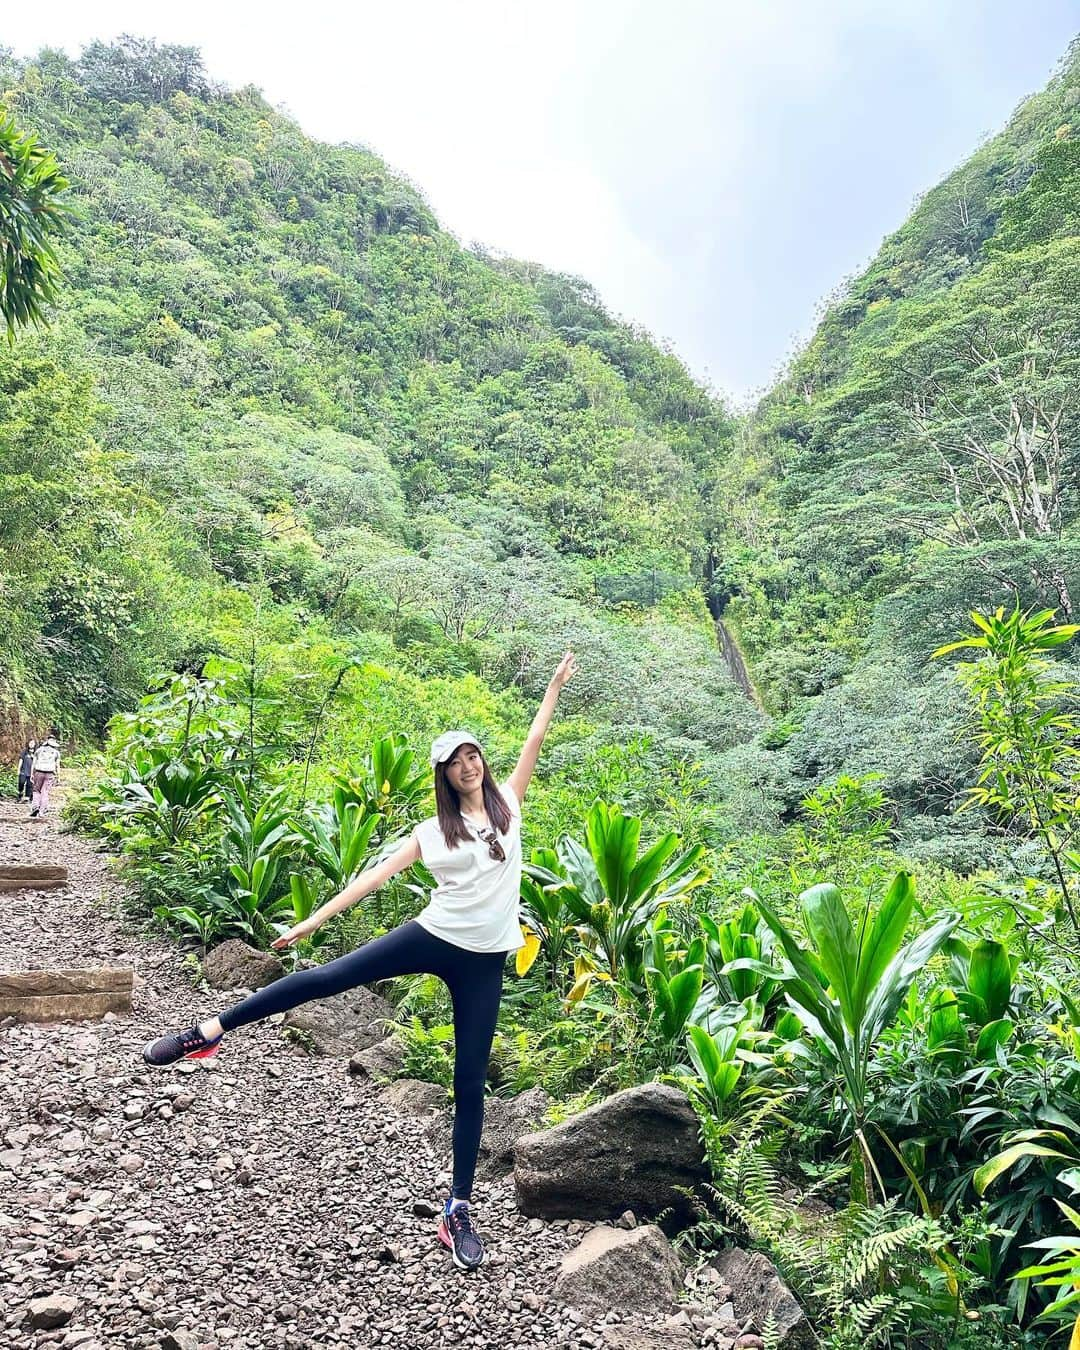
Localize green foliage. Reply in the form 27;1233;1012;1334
750;872;959;1202
935;605;1080;929
0;110;69;331
395;1016;454;1088
550;800;710;989
290;800;381;893
1014;1200;1080;1345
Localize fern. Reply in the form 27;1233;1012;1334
394;1014;454;1087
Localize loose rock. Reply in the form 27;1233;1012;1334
27;1293;79;1329
709;1248;812;1349
201;938;285;991
554;1224;685;1314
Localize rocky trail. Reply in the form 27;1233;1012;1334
0;802;685;1350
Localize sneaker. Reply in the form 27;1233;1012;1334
29;808;38;818
143;1025;222;1068
437;1199;484;1271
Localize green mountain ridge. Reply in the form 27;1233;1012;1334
0;36;761;846
2;33;1079;862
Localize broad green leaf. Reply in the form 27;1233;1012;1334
968;939;1012;1021
974;1142;1074;1195
975;1018;1014;1060
853;871;915;1016
801;883;859;1029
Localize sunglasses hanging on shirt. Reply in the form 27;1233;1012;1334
475;825;506;862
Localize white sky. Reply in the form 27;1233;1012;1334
6;1;1080;404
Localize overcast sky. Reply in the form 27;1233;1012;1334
7;2;1080;404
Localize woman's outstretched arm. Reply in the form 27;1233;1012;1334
272;835;421;949
507;651;577;804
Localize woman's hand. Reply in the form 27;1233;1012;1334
549;650;578;692
271;917;321;950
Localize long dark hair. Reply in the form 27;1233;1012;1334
434;749;511;849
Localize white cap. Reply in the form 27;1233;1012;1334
430;730;484;767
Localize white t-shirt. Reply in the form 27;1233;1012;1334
411;782;525;953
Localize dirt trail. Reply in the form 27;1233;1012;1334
0;800;626;1350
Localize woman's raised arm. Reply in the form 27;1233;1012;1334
507;651;577;804
272;834;421;949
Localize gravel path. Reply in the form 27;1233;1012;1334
0;801;651;1350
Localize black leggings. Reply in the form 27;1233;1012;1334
218;920;507;1200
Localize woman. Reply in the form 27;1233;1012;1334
144;651;577;1271
17;740;36;802
29;728;61;817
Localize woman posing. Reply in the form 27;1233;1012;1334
144;653;577;1271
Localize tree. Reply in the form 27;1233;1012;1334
0;112;69;333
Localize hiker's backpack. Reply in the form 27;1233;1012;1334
32;741;60;774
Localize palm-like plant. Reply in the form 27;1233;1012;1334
518;847;579;986
0;113;70;333
746;872;959;1204
553;802;709;994
701;901;779;1010
291;799;382;892
331;734;430;840
112;757;221;845
219;781;293;941
643;913;705;1070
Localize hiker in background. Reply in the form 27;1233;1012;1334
29;728;61;818
17;740;36;801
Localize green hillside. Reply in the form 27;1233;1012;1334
680;38;1080;866
0;36;757;840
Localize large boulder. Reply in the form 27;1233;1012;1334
514;1082;707;1226
426;1085;551;1180
283;985;393;1056
554;1224;684;1315
708;1248;812;1349
201;940;283;992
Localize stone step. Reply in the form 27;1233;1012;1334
0;863;69;891
0;967;133;1022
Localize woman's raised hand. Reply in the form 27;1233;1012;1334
271;917;320;950
550;650;578;691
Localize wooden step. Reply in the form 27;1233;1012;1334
0;864;68;891
0;967;133;1022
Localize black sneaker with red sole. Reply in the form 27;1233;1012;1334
143;1025;222;1067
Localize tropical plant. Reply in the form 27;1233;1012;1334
329;732;431;840
642;913;705;1070
0;111;70;332
797;772;895;871
544;802;709;996
216;781;293;941
110;757;222;845
744;872;959;1203
935;606;1080;931
700;900;779;1012
153;900;223;949
290;799;382;892
1014;1200;1080;1346
518;847;579;988
685;1021;750;1118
